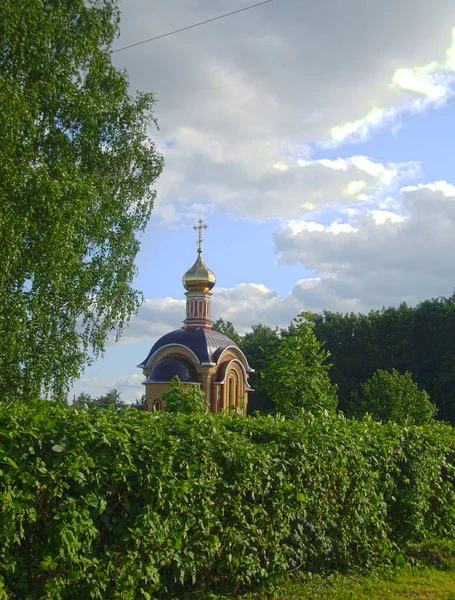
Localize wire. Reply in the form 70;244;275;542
112;0;277;53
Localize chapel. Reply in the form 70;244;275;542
138;220;253;413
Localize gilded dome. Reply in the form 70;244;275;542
182;252;216;293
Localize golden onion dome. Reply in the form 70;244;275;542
182;251;216;293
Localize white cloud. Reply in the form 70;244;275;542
76;373;145;402
289;220;358;235
274;182;455;310
343;180;367;197
72;3;455;400
113;1;455;222
325;27;455;147
401;181;455;196
154;150;419;221
369;210;404;225
328;107;397;147
116;175;455;348
117;297;185;345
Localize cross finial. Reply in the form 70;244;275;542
193;219;208;253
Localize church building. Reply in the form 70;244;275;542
138;220;253;413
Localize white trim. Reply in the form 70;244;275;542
216;359;249;385
215;346;251;371
144;344;201;368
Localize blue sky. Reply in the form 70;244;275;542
71;0;455;402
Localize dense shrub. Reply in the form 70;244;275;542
262;313;338;416
0;400;454;598
349;369;437;424
162;376;209;415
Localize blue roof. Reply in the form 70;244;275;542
138;328;248;368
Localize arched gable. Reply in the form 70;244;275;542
143;344;201;378
215;346;251;373
215;358;249;387
214;358;248;413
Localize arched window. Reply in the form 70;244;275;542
227;373;238;407
152;399;162;412
198;300;203;316
189;299;195;317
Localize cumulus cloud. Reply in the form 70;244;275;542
325;28;455;147
274;182;455;310
71;3;455;400
113;0;455;222
116;283;299;346
154;149;419;222
113;179;455;345
76;373;145;402
117;297;185;345
79;183;455;397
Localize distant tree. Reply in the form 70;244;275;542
94;388;123;406
212;319;242;346
313;295;455;424
0;0;163;401
412;295;455;423
162;377;208;415
263;313;338;417
240;323;281;413
349;369;436;425
312;310;382;413
73;391;93;407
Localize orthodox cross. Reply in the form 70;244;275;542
193;219;208;253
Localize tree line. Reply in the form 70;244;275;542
213;292;455;425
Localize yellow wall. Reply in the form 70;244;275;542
142;345;249;414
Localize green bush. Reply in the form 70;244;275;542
162;376;209;415
349;369;437;424
0;400;454;598
262;313;338;417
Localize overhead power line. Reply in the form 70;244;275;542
112;0;277;53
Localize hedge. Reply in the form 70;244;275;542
0;400;454;598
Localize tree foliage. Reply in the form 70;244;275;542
73;387;123;406
212;318;242;346
262;313;338;417
240;323;281;413
162;376;209;415
0;0;163;400
1;399;455;597
94;388;124;406
313;294;455;424
72;392;93;407
349;369;436;425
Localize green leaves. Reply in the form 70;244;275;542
162;377;209;415
0;400;454;598
313;295;455;424
0;0;163;401
349;369;437;425
51;445;65;453
262;312;338;417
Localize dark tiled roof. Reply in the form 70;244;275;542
138;328;247;368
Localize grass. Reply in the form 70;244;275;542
186;543;455;600
236;565;455;599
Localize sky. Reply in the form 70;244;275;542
72;0;455;402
